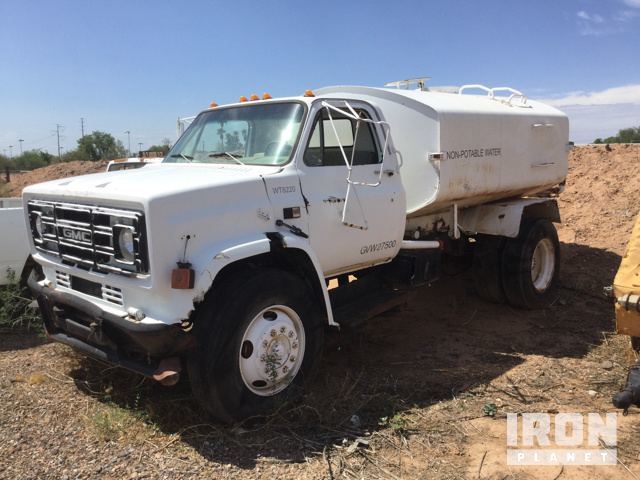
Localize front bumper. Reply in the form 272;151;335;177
29;276;195;377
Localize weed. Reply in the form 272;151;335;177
12;372;47;384
379;412;408;434
483;402;498;417
0;268;41;332
90;403;139;442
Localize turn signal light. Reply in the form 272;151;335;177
304;89;315;97
262;92;272;100
239;96;248;103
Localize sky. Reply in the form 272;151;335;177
1;0;639;157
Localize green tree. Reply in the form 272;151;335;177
76;131;127;161
61;149;86;162
11;150;55;170
594;126;640;144
147;144;170;154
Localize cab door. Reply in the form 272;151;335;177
297;100;406;276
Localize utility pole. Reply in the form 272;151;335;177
80;118;85;137
8;145;13;159
56;124;63;160
138;142;143;154
18;139;24;155
124;130;131;156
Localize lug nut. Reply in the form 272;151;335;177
288;331;294;338
280;326;286;333
270;329;276;337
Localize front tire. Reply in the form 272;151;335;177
501;219;560;309
188;269;324;422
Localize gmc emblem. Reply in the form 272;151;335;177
62;228;91;243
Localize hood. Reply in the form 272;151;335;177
22;163;279;204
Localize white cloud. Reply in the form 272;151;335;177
577;10;604;23
560;104;640;143
538;84;640;107
576;5;639;35
536;84;640;143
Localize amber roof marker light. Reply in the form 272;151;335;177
249;94;260;101
239;96;248;103
209;101;218;108
262;93;272;100
304;89;315;97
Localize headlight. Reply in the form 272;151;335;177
117;228;135;262
34;214;43;238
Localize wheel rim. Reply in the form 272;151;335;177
531;238;555;292
238;305;305;396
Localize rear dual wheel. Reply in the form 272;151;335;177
472;219;560;309
188;269;324;422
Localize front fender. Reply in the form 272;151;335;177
194;233;337;326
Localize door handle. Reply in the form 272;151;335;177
374;169;395;177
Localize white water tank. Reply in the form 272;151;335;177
316;85;569;217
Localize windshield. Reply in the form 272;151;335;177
164;102;306;166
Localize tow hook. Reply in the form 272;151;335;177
152;357;182;386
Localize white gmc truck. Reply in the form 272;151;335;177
23;80;569;421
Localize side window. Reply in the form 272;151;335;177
303;109;380;167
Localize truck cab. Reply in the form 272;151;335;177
24;83;568;421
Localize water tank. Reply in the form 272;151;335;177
316;85;569;217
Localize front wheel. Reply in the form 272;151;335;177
501;219;560;309
188;269;324;422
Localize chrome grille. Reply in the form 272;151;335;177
28;200;148;275
102;285;124;306
55;270;71;288
56;270;125;307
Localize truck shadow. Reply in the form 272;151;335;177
67;241;621;469
0;330;48;352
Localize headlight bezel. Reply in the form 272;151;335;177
32;212;43;239
115;226;136;263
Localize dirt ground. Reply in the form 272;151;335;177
1;145;640;479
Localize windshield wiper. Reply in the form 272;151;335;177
209;151;246;166
170;153;193;162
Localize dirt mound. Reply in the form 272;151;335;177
1;160;108;197
558;144;640;253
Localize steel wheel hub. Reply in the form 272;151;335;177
238;305;305;396
531;238;555;292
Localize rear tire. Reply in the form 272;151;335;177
188;268;324;422
501;219;560;309
472;235;506;303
